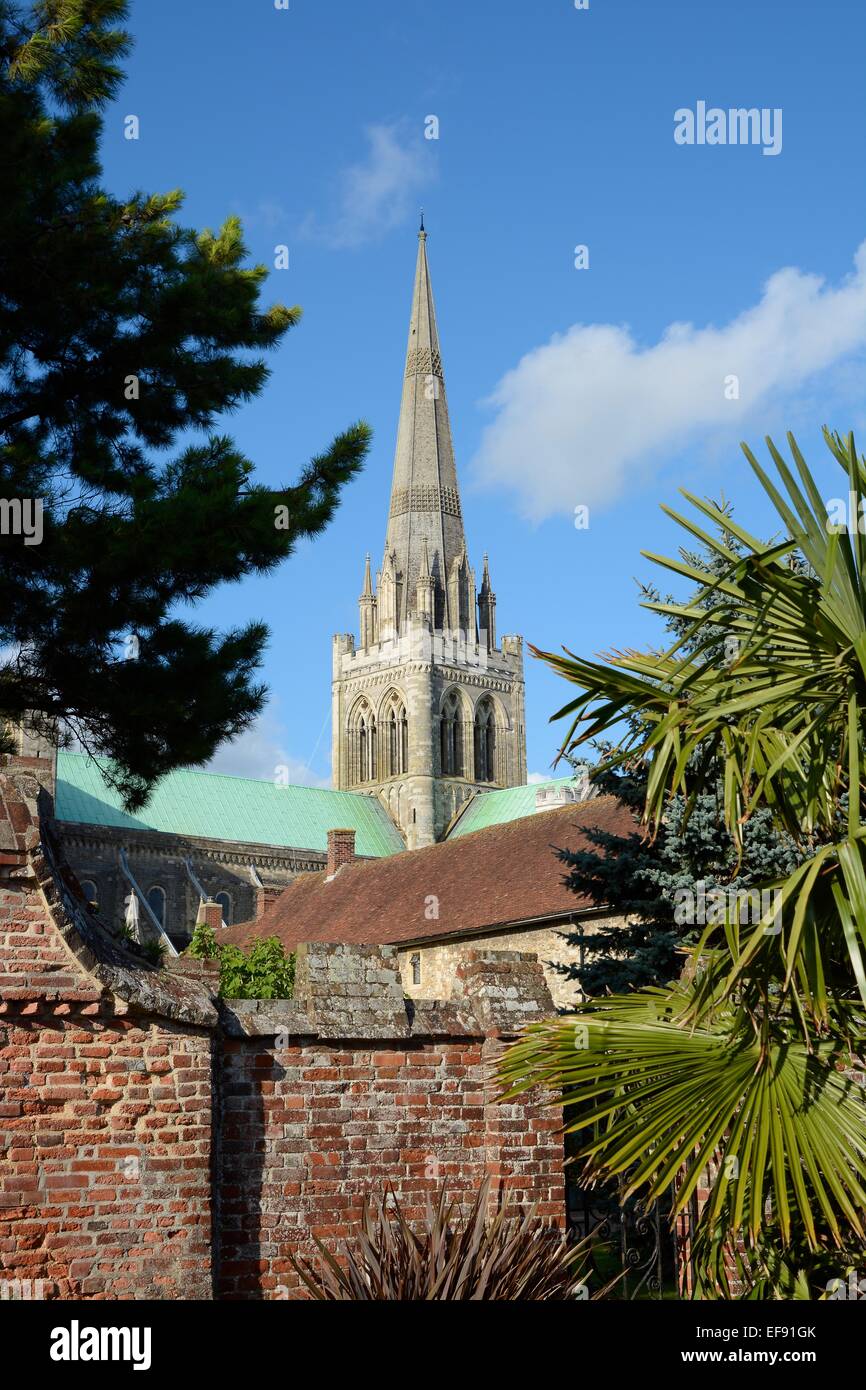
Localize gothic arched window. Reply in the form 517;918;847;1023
440;691;463;777
349;699;377;785
474;699;497;783
215;891;231;925
80;879;98;907
382;692;408;778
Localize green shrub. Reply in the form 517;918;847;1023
188;921;219;959
218;938;294;999
185;924;294;999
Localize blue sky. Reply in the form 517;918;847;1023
101;0;866;784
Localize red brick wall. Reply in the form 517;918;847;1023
217;1033;564;1300
0;764;215;1300
0;769;565;1302
215;942;565;1301
0;1007;213;1299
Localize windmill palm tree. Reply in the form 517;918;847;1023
501;429;866;1296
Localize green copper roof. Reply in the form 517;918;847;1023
446;778;577;839
55;751;405;858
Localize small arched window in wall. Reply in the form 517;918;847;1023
214;891;231;926
80;879;98;907
146;885;167;929
474;698;497;783
410;952;422;987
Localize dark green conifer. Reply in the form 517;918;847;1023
0;1;369;805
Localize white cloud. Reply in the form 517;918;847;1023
252;199;290;231
472;242;866;522
301;122;433;249
527;771;553;784
206;708;329;788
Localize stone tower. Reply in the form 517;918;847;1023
332;224;527;848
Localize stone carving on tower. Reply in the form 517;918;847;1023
331;223;527;848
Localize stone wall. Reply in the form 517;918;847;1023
0;766;564;1301
55;820;330;948
397;915;626;1009
331;620;527;849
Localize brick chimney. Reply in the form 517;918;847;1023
326;828;356;879
254;885;284;920
196;899;224;930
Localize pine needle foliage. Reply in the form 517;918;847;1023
0;2;370;805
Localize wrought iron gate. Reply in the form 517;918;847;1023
567;1171;697;1299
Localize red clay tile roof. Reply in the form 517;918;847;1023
221;796;638;953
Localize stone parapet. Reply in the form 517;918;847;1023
218;942;555;1045
453;949;555;1033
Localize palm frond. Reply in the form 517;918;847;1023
500;1002;866;1253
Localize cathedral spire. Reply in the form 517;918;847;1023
331;225;528;845
478;552;496;651
384;226;467;631
358;552;377;649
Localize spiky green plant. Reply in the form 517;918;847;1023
139;938;165;966
290;1180;595;1301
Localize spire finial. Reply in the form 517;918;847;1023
361;551;373;597
419;208;425;236
480;553;492;594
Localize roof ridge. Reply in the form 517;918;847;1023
56;749;376;801
55;752;405;857
229;794;639;951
